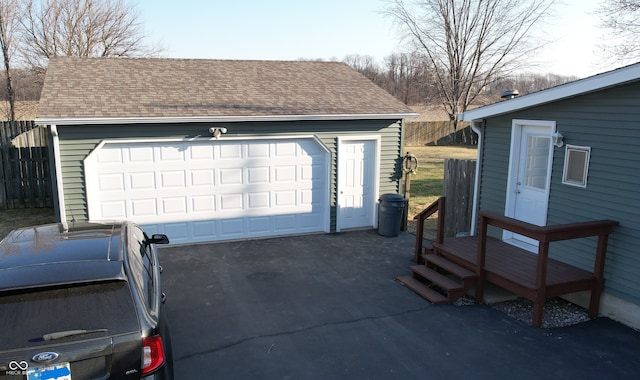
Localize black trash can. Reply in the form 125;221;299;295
378;193;406;237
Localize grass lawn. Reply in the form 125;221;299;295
402;145;477;219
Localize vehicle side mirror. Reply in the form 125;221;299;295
146;234;170;245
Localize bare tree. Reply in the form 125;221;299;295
344;52;437;105
0;0;20;120
385;0;555;133
596;0;640;67
384;52;435;104
19;0;161;74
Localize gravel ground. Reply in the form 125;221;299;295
488;297;591;328
455;295;591;328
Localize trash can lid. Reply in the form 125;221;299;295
379;193;405;202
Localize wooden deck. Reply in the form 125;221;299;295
434;236;597;300
407;197;618;327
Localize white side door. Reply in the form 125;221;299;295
505;122;555;250
337;137;379;230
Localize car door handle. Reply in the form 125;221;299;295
161;293;167;304
159;265;163;274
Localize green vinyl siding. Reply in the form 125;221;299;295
55;119;403;233
475;117;511;238
478;81;640;305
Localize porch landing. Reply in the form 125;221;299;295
434;236;596;298
398;197;618;327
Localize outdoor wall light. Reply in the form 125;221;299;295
552;131;564;148
209;127;228;139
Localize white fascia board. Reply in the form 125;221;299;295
36;113;419;126
460;63;640;122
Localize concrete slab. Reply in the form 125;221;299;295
159;230;640;379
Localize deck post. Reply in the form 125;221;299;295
414;217;425;263
474;215;487;303
436;197;445;245
589;233;610;318
533;241;551;327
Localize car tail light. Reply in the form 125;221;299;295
142;335;165;375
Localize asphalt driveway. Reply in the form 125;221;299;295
159;230;640;379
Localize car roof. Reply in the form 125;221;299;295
0;221;129;291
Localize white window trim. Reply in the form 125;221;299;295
562;144;591;188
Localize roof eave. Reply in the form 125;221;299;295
36;113;420;126
460;63;640;122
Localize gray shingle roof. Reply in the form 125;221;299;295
37;57;415;123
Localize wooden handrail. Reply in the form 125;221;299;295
478;211;618;243
413;196;445;263
476;210;618;325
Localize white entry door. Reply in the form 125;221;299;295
505;122;555;250
337;138;378;230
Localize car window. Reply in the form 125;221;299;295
128;226;155;310
0;281;139;350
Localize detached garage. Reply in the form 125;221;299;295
37;57;416;244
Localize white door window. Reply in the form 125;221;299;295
505;122;555;250
337;137;379;230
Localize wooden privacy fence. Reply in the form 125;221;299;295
0;121;52;209
404;121;476;146
442;158;476;238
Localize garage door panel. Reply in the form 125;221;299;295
219;168;242;184
274;215;297;231
220;144;242;158
162;222;189;240
161;171;186;188
86;138;329;244
131;199;157;217
100;201;126;219
192;196;215;213
247;217;270;234
192;221;216;238
130;172;155;190
191;170;215;186
98;173;125;191
190;144;215;160
220;194;243;210
161;197;188;214
221;219;244;235
248;192;270;208
248;167;270;183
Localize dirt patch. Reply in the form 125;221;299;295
0;208;56;240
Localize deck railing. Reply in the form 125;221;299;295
476;211;619;325
413;196;446;263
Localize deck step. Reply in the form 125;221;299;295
424;254;477;280
396;276;448;304
409;265;463;292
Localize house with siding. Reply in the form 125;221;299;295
36;57;416;245
460;63;640;328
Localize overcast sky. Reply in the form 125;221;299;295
136;0;610;78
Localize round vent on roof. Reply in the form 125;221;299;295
500;89;519;100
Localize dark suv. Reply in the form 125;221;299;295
0;221;173;379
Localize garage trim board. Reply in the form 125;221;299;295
85;136;331;244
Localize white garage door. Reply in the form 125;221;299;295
85;137;330;244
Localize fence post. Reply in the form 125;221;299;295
442;158;476;238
